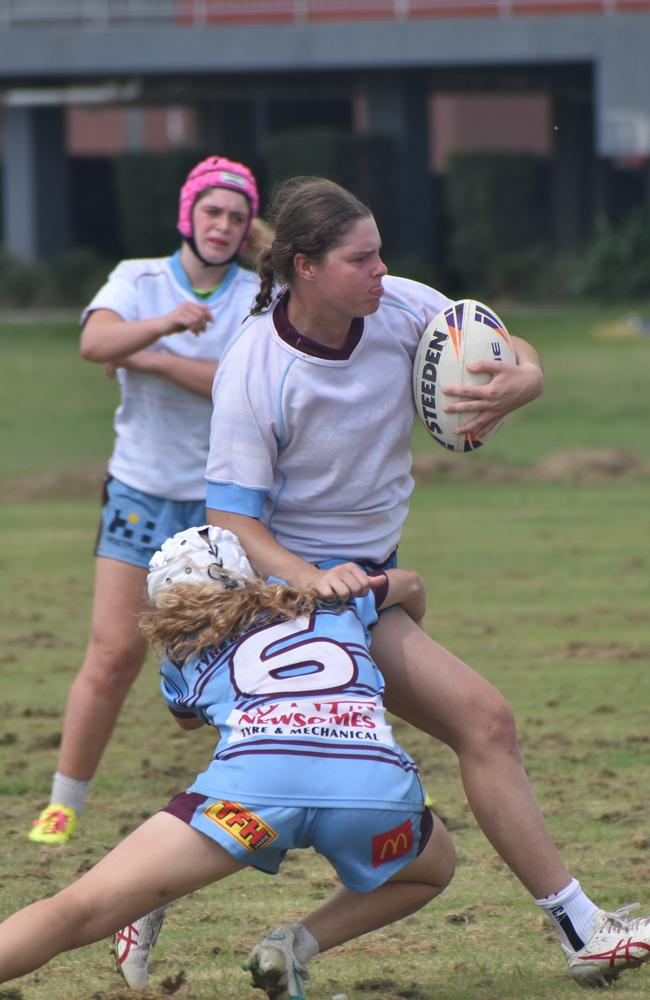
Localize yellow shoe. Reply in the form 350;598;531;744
28;804;77;845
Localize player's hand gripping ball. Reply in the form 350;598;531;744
413;299;516;452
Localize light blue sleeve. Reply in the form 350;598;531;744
205;480;268;517
160;657;197;718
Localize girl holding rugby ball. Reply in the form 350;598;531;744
202;176;650;991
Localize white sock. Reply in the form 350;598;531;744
50;771;91;815
535;878;601;951
290;923;320;965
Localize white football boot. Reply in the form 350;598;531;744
112;904;169;988
563;903;650;988
244;925;310;1000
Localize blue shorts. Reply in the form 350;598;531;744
316;552;398;574
316;552;398;614
94;475;206;570
163;791;432;894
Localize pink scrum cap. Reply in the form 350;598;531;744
177;156;259;239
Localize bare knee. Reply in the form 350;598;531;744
37;888;98;952
76;631;147;700
470;688;520;757
446;682;521;764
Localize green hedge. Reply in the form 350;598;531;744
12;145;650;307
444;151;550;298
571;208;650;300
111;150;203;258
262;127;399;242
0;246;110;308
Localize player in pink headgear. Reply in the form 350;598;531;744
27;157;269;850
178;155;260;267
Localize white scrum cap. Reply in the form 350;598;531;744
147;525;255;599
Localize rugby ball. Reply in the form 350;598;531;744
413;299;516;453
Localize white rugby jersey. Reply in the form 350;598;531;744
83;253;259;500
206;275;452;562
162;589;422;810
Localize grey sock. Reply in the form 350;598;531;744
50;771;91;815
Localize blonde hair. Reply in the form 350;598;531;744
240;216;275;269
140;578;324;664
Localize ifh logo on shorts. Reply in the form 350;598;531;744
203;800;278;852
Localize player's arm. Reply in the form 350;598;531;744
106;350;217;399
371;569;426;626
80;304;213;364
206;510;372;601
443;334;544;437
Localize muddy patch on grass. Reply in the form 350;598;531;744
0;465;106;502
564;640;650;661
2;450;649;503
412;448;650;485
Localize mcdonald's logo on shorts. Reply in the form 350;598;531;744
203;800;278;852
371;818;414;867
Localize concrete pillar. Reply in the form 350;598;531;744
2;105;71;262
357;72;434;270
125;106;145;150
551;87;594;253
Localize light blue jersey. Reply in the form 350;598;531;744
161;591;422;813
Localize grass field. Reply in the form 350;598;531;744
0;308;649;999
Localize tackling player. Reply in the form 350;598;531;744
1;527;455;1000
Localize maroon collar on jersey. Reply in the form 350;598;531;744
272;290;363;360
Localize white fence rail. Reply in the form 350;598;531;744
0;0;646;28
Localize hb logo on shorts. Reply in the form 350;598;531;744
371;818;413;867
203;800;278;852
108;509;155;544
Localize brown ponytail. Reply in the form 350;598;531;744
251;247;276;315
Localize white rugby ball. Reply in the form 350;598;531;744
413;299;516;453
